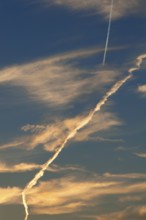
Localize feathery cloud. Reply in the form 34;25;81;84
75;112;121;142
21;124;46;133
0;109;122;152
0;48;120;108
95;206;146;220
0;162;42;173
0;141;24;150
1;171;146;215
0;162;84;173
20;111;121;151
26;174;146;215
134;152;146;158
137;84;146;96
0;187;21;204
42;0;144;20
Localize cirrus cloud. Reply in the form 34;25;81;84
42;0;145;20
0;47;120;108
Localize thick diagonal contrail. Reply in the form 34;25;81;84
102;0;114;65
22;54;146;220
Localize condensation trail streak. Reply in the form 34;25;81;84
22;54;146;220
102;0;114;65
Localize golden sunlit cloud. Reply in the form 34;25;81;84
24;174;146;215
0;162;42;173
95;206;146;220
1;171;146;216
0;47;120;108
0;162;84;173
0;187;21;204
134;152;146;158
0;110;122;152
26;111;122;151
137;84;146;96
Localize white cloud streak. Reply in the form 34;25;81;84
0;141;24;150
0;161;84;173
0;162;42;173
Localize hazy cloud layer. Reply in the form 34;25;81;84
96;206;146;220
42;0;144;19
26;174;146;215
1;171;146;215
0;187;21;204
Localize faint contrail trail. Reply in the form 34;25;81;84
22;54;146;220
102;0;114;65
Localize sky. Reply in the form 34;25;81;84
0;0;146;220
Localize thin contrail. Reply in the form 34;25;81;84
102;0;114;65
22;54;146;220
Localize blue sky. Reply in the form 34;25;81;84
0;1;146;220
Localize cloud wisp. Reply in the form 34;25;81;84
0;47;120;108
0;162;42;173
95;206;146;220
42;0;144;20
1;170;146;216
134;152;146;158
22;111;121;152
21;54;146;220
137;84;146;96
0;161;84;174
0;109;122;152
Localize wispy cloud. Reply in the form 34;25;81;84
0;47;120;108
0;162;42;173
28;177;117;215
0;162;84;173
119;195;143;202
0;187;21;204
95;206;146;220
42;0;144;20
21;124;46;133
0;141;24;150
134;152;146;158
1;171;146;216
0;110;122;152
103;172;146;180
137;84;146;96
75;112;122;142
23;173;146;215
24;111;122;151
